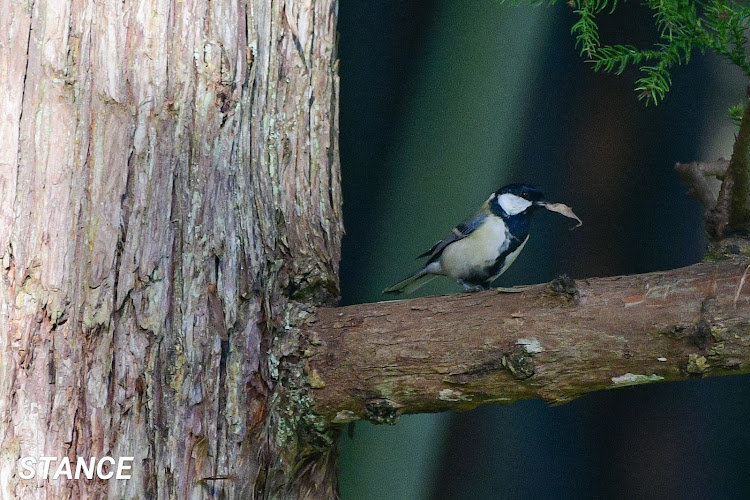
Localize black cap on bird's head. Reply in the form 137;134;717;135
492;183;547;216
497;183;547;205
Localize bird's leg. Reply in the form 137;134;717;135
458;280;487;293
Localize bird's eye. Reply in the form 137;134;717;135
521;191;529;198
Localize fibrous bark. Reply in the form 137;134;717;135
0;0;341;498
304;257;750;425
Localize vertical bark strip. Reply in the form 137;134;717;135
0;0;342;498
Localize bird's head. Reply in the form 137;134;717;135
491;183;547;216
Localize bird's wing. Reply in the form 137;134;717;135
416;213;488;262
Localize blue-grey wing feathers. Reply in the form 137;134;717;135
416;214;487;262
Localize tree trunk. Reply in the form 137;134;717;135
0;0;342;498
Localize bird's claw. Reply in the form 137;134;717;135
459;281;488;293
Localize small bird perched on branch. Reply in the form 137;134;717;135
384;184;581;294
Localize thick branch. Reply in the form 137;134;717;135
303;258;750;425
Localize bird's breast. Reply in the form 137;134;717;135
439;217;509;280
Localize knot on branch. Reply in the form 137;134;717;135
502;345;536;380
547;274;580;303
659;319;714;353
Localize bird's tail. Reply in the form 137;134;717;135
383;268;438;294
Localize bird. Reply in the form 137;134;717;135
383;183;549;294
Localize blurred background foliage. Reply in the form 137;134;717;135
337;0;750;497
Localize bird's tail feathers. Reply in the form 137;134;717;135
383;268;438;294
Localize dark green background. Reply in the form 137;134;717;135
337;1;750;497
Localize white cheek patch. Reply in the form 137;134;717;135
498;193;532;215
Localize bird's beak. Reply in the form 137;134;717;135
533;200;547;207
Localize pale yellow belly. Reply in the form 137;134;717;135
439;217;511;280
